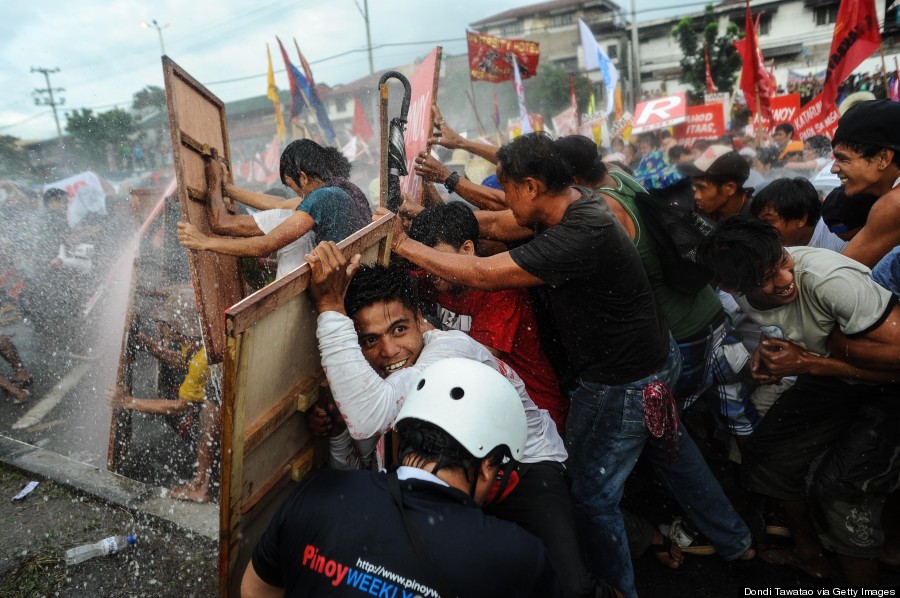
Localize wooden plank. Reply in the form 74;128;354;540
163;56;244;364
242;442;314;514
226;214;395;336
220;218;393;597
242;372;324;454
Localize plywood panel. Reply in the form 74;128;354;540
219;215;394;596
163;56;243;364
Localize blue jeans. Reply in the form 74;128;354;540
565;337;751;598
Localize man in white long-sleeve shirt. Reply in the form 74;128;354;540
304;241;613;598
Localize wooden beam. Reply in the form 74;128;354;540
225;214;395;336
242;372;324;454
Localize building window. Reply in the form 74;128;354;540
548;13;573;28
814;5;839;26
335;97;347;113
500;22;524;36
607;44;618;59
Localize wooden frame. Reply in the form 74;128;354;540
218;215;394;596
107;191;193;473
163;56;244;364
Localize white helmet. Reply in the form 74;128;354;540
394;358;527;460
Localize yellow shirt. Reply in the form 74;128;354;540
178;347;209;403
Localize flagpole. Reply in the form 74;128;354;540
467;78;488;136
293;39;330;143
879;45;890;93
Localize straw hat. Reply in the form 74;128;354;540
464;156;496;184
838;91;876;116
447;149;471;167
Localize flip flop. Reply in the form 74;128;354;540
650;535;688;574
758;546;831;580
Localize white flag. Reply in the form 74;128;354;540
512;54;533;134
579;19;618;116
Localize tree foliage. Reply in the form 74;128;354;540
0;135;30;178
526;64;593;121
65;108;136;166
132;85;166;111
671;5;742;102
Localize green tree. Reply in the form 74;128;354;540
65;107;136;167
0;135;30;178
525;64;593;120
132;85;166;111
671;4;742;103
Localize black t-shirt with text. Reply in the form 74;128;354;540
252;469;561;598
510;186;669;384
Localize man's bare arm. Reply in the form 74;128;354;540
178;211;315;258
223;183;300;211
828;305;900;371
475;209;534;242
430;105;500;163
394;235;542;291
842;193;900;268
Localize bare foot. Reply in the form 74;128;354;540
651;529;684;570
170;482;210;503
9;386;29;404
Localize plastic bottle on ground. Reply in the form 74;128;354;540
64;534;136;565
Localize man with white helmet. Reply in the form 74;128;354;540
304;241;612;598
241;358;562;598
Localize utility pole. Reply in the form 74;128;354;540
31;66;65;145
630;0;642;103
354;0;375;75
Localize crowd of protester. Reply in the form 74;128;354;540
189;95;900;596
6;88;900;596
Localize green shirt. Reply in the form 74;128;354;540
597;171;722;340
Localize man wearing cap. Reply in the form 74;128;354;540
831;99;900;268
242;359;562;597
679;145;753;221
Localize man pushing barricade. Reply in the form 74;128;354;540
241;358;562;597
378;132;754;597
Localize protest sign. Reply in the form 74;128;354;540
467;31;540;83
401;47;442;201
632;93;687;134
674;104;726;146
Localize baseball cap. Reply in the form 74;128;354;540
832;99;900;152
779;140;805;160
677;144;750;184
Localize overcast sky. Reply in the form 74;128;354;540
1;0;694;141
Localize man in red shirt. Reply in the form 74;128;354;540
408;202;568;430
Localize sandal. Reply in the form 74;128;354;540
650;532;687;574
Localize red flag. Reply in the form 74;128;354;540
704;43;718;93
294;38;315;87
819;0;881;109
351;95;374;142
736;0;773;120
466;31;540;83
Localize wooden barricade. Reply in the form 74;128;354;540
218;215;394;596
163;56;244;364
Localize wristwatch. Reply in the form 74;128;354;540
443;171;460;194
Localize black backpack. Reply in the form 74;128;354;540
633;178;715;295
